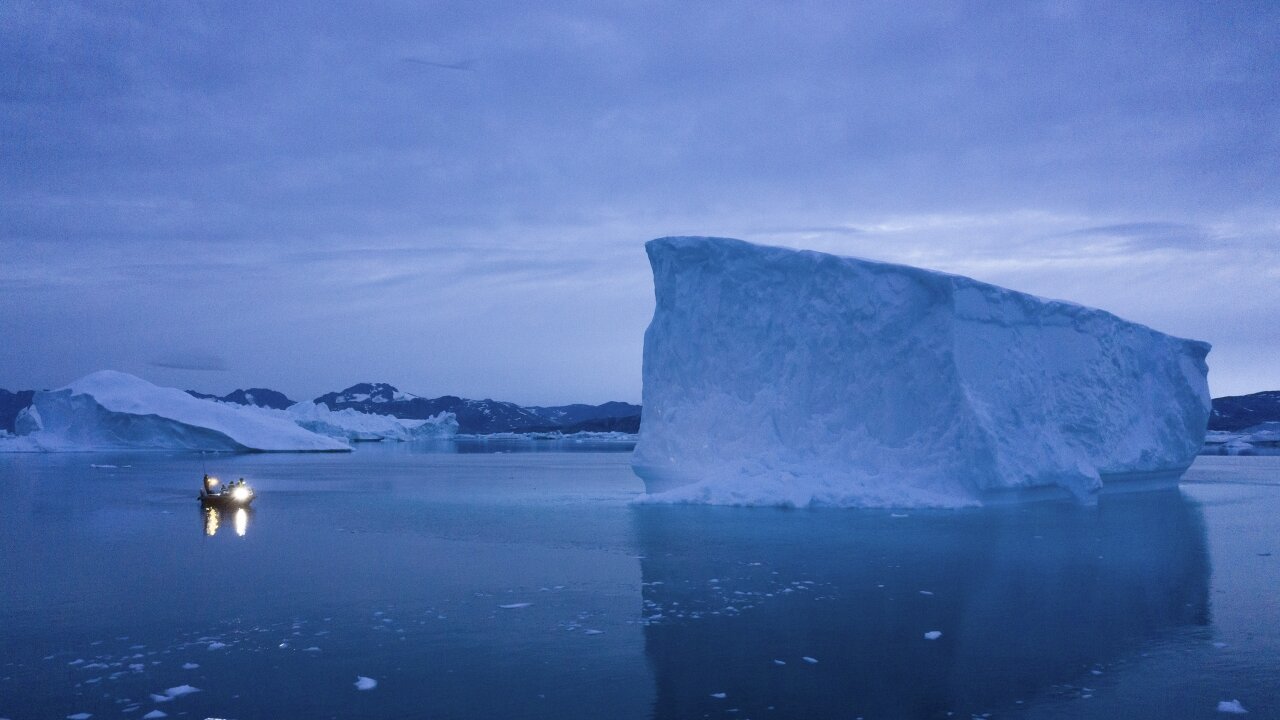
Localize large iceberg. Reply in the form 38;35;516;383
632;237;1212;507
4;371;351;452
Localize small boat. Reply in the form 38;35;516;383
198;474;256;508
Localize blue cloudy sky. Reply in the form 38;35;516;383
3;1;1277;404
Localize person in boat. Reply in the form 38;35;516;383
203;474;217;495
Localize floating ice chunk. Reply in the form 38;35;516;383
206;642;226;650
802;656;818;664
1217;700;1248;714
355;676;378;691
773;659;786;665
919;591;934;596
303;646;322;652
711;692;727;699
632;237;1211;507
583;630;604;635
181;663;199;669
142;712;167;719
67;714;92;720
147;685;199;704
163;685;198;698
498;603;532;609
924;631;943;640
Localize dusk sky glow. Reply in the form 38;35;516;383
3;1;1278;404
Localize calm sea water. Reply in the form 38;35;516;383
1;446;1277;720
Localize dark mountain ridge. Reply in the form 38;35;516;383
313;383;639;434
185;387;295;410
1208;390;1280;432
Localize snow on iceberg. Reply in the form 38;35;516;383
633;237;1211;507
3;371;350;452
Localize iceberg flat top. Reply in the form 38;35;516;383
633;236;1211;507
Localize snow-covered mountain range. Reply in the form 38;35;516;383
5;380;1278;438
311;383;640;434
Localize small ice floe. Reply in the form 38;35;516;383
68;659;85;665
802;656;818;664
303;646;322;652
711;692;727;699
498;603;532;609
164;685;199;698
355;676;378;691
1217;699;1248;714
67;714;92;720
773;659;786;665
924;631;943;640
90;464;118;469
206;642;226;650
919;591;934;596
583;630;604;636
149;684;199;703
181;663;199;670
890;513;909;518
142;711;167;719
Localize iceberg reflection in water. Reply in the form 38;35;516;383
633;490;1210;719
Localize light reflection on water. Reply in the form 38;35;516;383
201;506;253;537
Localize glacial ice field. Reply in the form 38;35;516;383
1;445;1277;720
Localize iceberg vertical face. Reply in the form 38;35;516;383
632;237;1211;507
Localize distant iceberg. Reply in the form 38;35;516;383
268;401;458;442
2;371;351;452
632;237;1212;507
0;371;460;453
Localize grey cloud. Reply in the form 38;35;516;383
1059;222;1213;251
2;1;1278;399
149;353;229;372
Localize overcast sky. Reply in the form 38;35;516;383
3;1;1277;404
